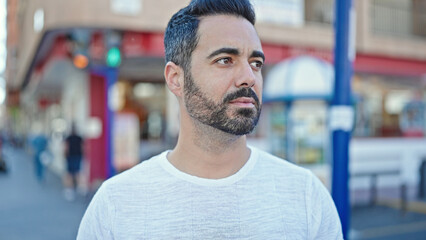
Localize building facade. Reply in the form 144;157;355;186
6;0;426;198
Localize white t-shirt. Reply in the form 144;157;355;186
77;147;343;239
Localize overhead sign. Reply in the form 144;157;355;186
110;0;142;16
251;0;304;26
329;106;354;131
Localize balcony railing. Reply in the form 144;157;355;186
371;0;426;39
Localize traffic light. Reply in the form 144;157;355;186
106;47;121;68
73;53;89;69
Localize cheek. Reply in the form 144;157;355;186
254;79;263;99
197;73;232;100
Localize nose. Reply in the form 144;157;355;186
235;62;256;88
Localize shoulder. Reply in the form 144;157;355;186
249;147;321;201
101;151;169;193
251;147;312;180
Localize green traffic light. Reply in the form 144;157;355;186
106;47;121;67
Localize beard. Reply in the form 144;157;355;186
183;71;261;136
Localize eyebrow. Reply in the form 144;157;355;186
207;47;239;59
207;47;265;62
251;50;265;62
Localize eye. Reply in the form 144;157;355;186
216;57;233;65
250;60;263;70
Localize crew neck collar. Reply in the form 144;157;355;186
159;146;258;187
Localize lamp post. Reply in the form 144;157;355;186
331;0;356;238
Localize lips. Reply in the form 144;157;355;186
229;97;256;107
223;88;260;109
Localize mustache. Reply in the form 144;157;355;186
223;88;260;106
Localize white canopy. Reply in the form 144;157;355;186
264;55;334;101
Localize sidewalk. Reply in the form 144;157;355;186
0;144;90;240
350;201;426;239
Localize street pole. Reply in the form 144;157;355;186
106;66;118;178
331;0;356;238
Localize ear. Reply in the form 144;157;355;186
164;61;184;98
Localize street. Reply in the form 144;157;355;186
0;144;89;240
350;202;426;240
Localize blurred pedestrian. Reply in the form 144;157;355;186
31;130;48;182
63;124;84;201
0;135;7;173
78;0;343;239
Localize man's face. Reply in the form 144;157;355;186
183;15;264;135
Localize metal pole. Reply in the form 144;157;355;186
331;0;356;238
106;67;118;178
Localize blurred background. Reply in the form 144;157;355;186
0;0;426;239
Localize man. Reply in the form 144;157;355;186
30;125;48;182
63;124;84;200
78;0;343;239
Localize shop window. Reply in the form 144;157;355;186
264;100;328;165
266;102;288;159
385;90;412;115
304;0;334;26
112;80;169;161
399;101;425;137
352;74;425;138
131;82;166;141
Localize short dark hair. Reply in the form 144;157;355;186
164;0;256;72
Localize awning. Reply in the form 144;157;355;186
264;55;334;102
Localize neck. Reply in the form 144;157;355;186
168;115;251;179
191;118;241;153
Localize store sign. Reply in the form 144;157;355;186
329;106;355;132
251;0;304;26
110;0;142;16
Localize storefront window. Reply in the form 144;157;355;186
265;100;328;165
353;74;426;138
291;100;327;165
112;80;169;162
305;0;334;26
268;102;288;159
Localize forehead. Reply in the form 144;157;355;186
195;14;262;55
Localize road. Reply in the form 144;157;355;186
0;144;89;240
